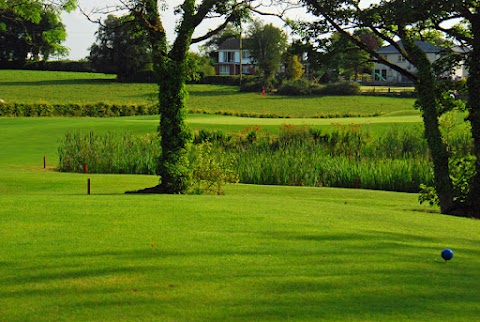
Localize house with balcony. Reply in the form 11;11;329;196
215;38;255;76
373;40;468;84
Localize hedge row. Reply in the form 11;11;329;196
277;79;362;96
0;102;157;117
196;75;259;86
0;60;94;73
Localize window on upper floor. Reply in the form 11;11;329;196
223;51;235;63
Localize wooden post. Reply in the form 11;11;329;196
87;178;91;195
43;155;46;169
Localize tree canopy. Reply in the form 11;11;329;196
245;20;287;87
89;14;152;80
0;0;75;64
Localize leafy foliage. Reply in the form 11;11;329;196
245;20;287;89
185;52;216;82
188;142;239;195
89;14;152;81
299;0;480;216
284;54;305;80
0;102;156;117
0;3;70;64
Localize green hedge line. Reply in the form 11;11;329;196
0;102;157;117
0;60;94;72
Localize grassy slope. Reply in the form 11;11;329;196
1;71;478;320
0;116;479;321
0;70;418;118
1;173;479;321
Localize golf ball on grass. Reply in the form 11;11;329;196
441;248;454;261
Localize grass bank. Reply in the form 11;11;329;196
0;70;418;118
1;170;479;321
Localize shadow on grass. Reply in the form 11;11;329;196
1;229;478;320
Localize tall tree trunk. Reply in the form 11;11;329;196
156;59;193;193
403;38;456;214
131;0;194;194
466;15;480;217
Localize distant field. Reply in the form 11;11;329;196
0;70;419;118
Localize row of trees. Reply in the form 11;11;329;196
88;15;380;86
2;0;479;217
88;16;291;84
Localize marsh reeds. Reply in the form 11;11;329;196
57;124;471;193
58;131;160;174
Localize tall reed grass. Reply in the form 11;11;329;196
227;124;434;192
57;123;472;193
58;131;160;174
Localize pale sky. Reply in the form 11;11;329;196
61;0;376;60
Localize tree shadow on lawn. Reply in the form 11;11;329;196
1;229;478;320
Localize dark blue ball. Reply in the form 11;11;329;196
441;248;454;261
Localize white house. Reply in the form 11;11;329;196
373;41;468;84
215;38;255;76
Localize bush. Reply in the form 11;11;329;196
277;79;321;96
188;142;239;195
276;80;361;96
321;82;361;96
240;80;264;93
24;60;94;72
199;75;258;86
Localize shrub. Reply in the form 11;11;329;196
240;80;264;93
277;79;321;96
320;82;361;96
199;75;258;86
193;129;233;146
188;142;239;195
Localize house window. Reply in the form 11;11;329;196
241;51;250;59
219;65;230;75
241;65;250;74
223;51;235;63
398;55;406;62
374;69;387;81
381;69;387;80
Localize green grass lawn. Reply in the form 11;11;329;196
0;70;418;118
0;70;478;321
1;115;479;321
